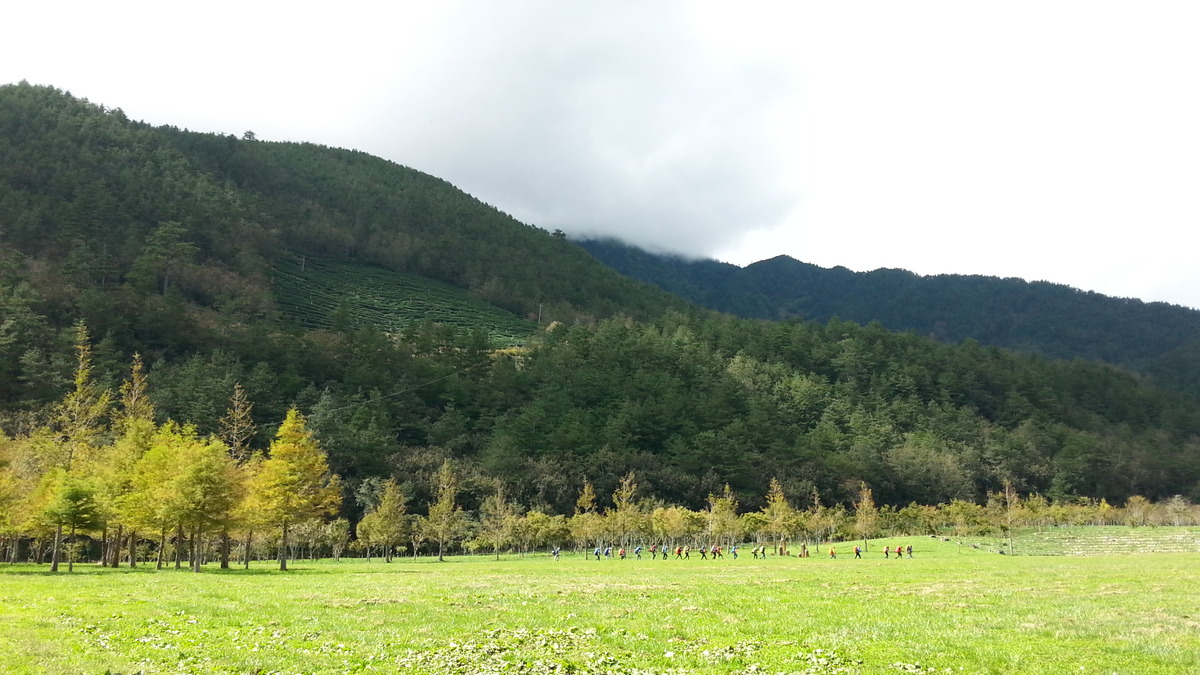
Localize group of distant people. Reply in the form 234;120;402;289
838;544;913;559
588;544;741;560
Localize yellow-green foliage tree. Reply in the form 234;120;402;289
705;483;741;547
474;481;519;560
253;409;341;570
853;481;879;551
356;479;408;562
760;477;800;554
606;471;644;548
0;432;35;563
46;323;112;572
422;459;468;562
171;431;241;572
41;470;101;572
569;480;605;551
89;354;156;568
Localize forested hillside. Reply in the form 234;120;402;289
0;82;686;342
2;82;1199;530
578;238;1200;396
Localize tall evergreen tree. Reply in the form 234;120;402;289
252;409;341;571
47;323;111;572
423;459;468;562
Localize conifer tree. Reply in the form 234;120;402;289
218;383;255;464
356;479;407;562
422;459;467;562
169;433;240;572
94;354;156;568
216;382;256;567
43;470;101;572
569;480;604;552
705;483;740;547
607;472;642;547
47;322;111;572
475;481;519;560
853;481;879;552
253;409;341;570
761;478;799;555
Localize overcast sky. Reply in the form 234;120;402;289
5;1;1199;309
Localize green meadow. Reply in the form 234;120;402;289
1;538;1197;675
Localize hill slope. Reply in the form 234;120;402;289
578;238;1200;395
3;83;1200;513
0;82;688;339
269;254;535;346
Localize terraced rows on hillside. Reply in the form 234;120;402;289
269;255;536;346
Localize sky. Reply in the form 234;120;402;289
4;1;1199;309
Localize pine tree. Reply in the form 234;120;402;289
705;483;740;547
217;383;255;464
422;459;467;562
216;382;256;567
761;478;799;555
569;480;604;553
252;409;341;570
607;472;642;548
47;322;111;572
42;471;101;572
356;479;408;562
853;481;879;552
475;481;519;560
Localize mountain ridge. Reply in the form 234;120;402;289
577;237;1200;396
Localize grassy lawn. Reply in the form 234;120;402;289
1;538;1197;674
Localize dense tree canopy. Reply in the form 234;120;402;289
579;238;1200;397
2;81;1199;545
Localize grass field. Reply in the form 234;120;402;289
1;537;1197;674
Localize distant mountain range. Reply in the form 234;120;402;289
577;238;1200;396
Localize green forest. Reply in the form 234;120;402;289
579;238;1200;397
3;82;1200;566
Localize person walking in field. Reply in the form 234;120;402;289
618;547;626;560
634;545;642;560
854;545;861;559
731;545;738;559
895;545;902;560
552;547;560;561
828;546;836;559
604;546;612;559
906;545;913;558
649;544;657;560
683;545;691;560
699;545;708;560
675;546;684;560
594;547;602;561
713;545;723;559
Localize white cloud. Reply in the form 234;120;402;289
3;1;1199;308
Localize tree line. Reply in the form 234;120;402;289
4;81;1200;539
3;325;1197;571
0;325;340;571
